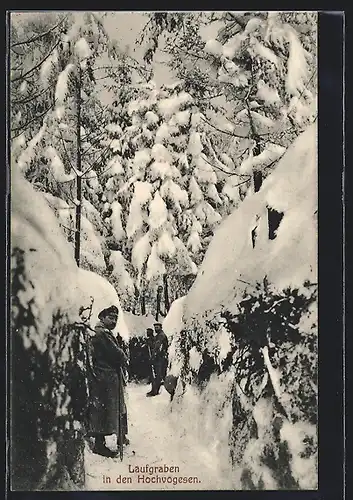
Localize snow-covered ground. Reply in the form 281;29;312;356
85;382;235;490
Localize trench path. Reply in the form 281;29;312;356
84;382;232;491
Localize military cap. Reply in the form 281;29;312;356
98;305;119;320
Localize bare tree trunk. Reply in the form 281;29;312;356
141;288;146;315
74;66;82;267
132;286;139;315
156;285;163;321
163;274;170;313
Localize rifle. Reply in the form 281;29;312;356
147;345;156;379
117;369;124;461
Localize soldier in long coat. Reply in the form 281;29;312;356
146;322;169;397
88;305;129;457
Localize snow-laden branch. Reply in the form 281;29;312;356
117;174;140;196
263;297;287;314
11;85;51;106
81;138;116;176
11;39;61;83
11;100;56;138
203;135;251;177
58;127;76;174
59;223;77;233
202;148;251;179
261;345;288;416
11;15;68;48
201;117;248;139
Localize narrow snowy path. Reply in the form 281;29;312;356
85;382;233;490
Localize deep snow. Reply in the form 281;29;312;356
85;382;235;490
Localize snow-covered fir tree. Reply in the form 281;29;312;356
97;80;239;314
140;11;317;203
11;12;126;276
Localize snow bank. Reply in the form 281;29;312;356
184;123;317;323
166;124;318;490
11;162;90;489
11;165;129;343
163;296;186;339
169;370;235;487
11;166;81;345
123;312;156;338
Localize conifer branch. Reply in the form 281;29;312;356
11;15;68;48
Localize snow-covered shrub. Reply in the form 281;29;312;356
222;280;317;489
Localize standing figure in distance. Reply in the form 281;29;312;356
88;305;129;457
145;328;156;393
146;322;169;397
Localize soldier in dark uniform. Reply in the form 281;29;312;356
87;305;129;457
146;322;169;397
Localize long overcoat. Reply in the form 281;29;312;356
88;322;128;436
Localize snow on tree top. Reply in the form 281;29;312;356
256;80;281;105
17;124;47;173
221;33;245;60
248;38;279;67
189;176;203;205
173;237;198;276
106;123;123;135
145;110;160;125
158;91;193;119
149;161;173;181
46;146;75;183
174;110;191;127
244;17;263;35
110;201;125;242
131;233;151;272
148;192;168;230
160;179;189;207
109;250;135;305
128;100;142;116
239;143;286;175
155;122;170;144
146;243;166;281
188;131;203;157
151;143;173;163
162;296;186;338
43;192;72;211
223;60;239;77
110;139;121;153
191;111;205;128
236;109;275;131
187;230;202;254
132;150;151;176
285;27;308;97
55;64;75;105
194;154;218;184
74;37;92;60
106;156;124;177
134;181;153;206
157;231;176;258
204;39;223;57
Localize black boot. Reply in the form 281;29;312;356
93;436;118;458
